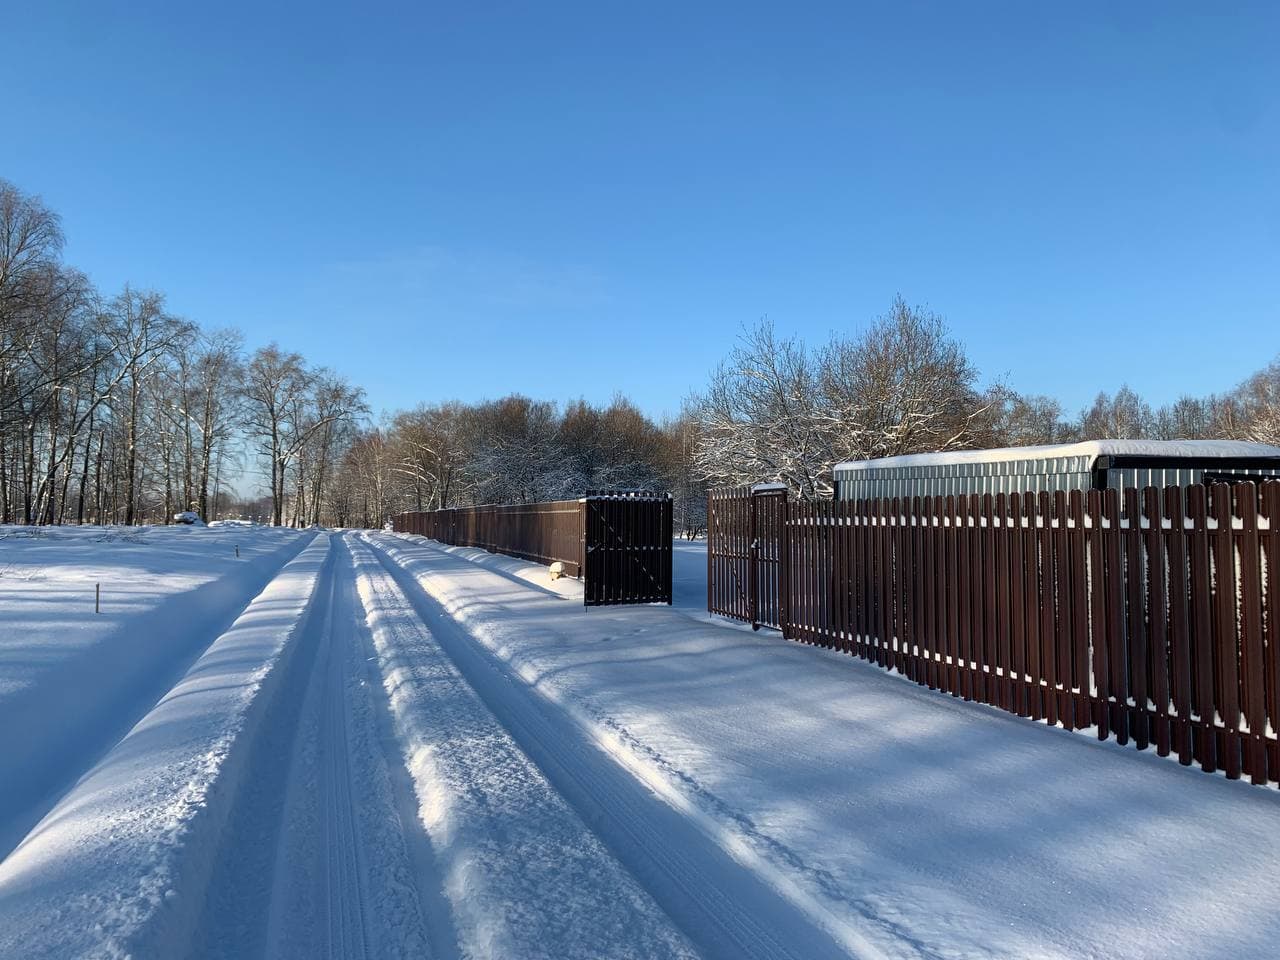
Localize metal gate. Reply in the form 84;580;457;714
582;493;673;606
707;484;786;630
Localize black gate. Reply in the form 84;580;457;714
582;493;673;606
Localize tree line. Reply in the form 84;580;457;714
0;178;365;527
693;299;1280;500
331;396;705;535
4;175;1278;531
321;302;1280;529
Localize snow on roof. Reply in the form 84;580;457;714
834;439;1280;472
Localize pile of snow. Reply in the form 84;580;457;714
173;511;205;525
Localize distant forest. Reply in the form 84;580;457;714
3;177;1278;533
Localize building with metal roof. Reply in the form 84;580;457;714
832;439;1280;502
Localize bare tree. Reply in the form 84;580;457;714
693;300;996;497
188;329;244;519
0;179;64;396
464;396;575;504
242;345;365;526
988;392;1067;446
664;407;708;538
1074;386;1153;441
104;287;192;525
696;320;830;498
819;297;992;463
1231;356;1280;445
388;402;470;510
299;371;366;526
242;345;309;526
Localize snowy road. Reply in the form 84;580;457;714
3;525;1280;959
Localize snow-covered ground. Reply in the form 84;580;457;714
2;524;1280;959
0;524;308;857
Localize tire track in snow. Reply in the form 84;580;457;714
348;534;696;960
320;598;371;960
189;538;431;960
360;532;861;960
346;533;462;960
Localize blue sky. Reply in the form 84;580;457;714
4;1;1277;423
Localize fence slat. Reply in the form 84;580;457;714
1264;483;1280;783
1144;487;1172;757
993;493;1011;711
1211;483;1242;779
1187;485;1216;772
1009;492;1029;717
1069;491;1092;732
1164;487;1193;764
1238;485;1267;784
1053;491;1074;729
1023;493;1044;721
928;496;942;688
1123;488;1149;749
1087;491;1110;739
1036;492;1057;727
942;496;959;697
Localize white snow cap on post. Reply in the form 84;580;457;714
834;439;1280;472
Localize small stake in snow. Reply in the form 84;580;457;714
95;582;100;614
235;545;240;558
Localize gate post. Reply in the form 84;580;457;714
706;492;713;615
663;494;674;605
578;498;589;607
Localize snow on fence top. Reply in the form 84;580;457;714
578;489;671;501
834;439;1280;472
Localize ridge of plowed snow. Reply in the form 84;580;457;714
0;533;330;960
0;524;309;856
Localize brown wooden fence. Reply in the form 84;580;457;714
393;501;584;574
708;481;1280;786
391;493;673;607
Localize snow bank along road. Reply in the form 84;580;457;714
2;527;1280;958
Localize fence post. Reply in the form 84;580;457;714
749;490;760;630
779;496;791;639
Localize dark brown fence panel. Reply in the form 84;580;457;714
707;479;1280;789
394;500;582;576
